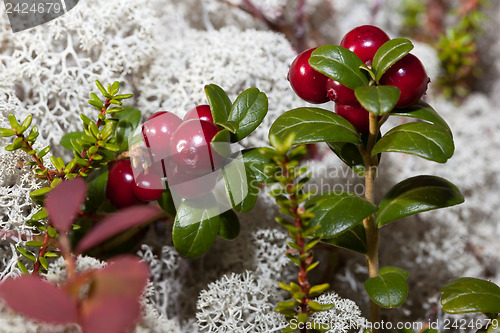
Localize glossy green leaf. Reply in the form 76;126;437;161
17;261;28;274
228;88;268;141
211;129;231;156
372;122;454;163
372;38;414;82
16;247;36;261
306;192;377;238
269;108;360;145
327;141;365;177
242;148;274;183
379;266;410;279
364;273;408;308
440;277;500;314
391;101;452;134
309;45;369;90
0;128;16;137
376;175;464;227
157;189;176;217
172;197;221;258
30;187;52;198
60;132;85;151
217;120;238;134
222;159;258;213
25;241;43;247
114;106;141;151
84;167;109;213
205;84;231;124
354;85;400;115
321;224;367;254
38;257;49;270
218;210;240;240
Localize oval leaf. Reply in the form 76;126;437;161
354;85;401;116
172;197;221;258
321;224;367;254
218;210;240;240
376;175;464;227
46;178;87;234
242;148;274;183
76;205;160;253
205;84;231;124
222;158;258;213
379;266;410;280
60;131;85;151
309;45;369;90
364;273;408;308
372;38;414;82
371;122;454;163
0;276;78;324
307;192;377;238
228;88;268;141
391;101;452;134
269;108;360;145
84;168;109;213
440;277;500;314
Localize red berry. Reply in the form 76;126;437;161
167;163;217;199
335;103;370;133
326;78;358;105
132;172;164;202
142;111;182;160
340;25;390;65
106;160;138;208
170;120;222;176
183;105;214;123
287;48;329;104
379;53;430;108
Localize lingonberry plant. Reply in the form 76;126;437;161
267;25;465;331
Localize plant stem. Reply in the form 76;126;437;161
32;232;50;275
17;134;62;182
362;112;381;331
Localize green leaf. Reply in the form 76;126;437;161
17;261;28;274
16;247;36;261
306;192;377;238
25;241;43;247
371;122;454;163
0;128;16;137
38;257;49;270
205;84;231;124
379;266;410;279
218;210;240;240
83;167;109;212
242;148;274;183
308;300;335;312
172;197;221;258
217;120;239;134
309;283;330;297
111;81;120;95
211;129;231;156
309;45;370;90
440;277;500;314
114;106;142;151
269;108;360;145
222;159;258;213
364;273;408;308
321;224;367;254
88;100;103;109
60;132;85;151
354;85;401;115
30;187;52;198
37;146;51;159
8;114;20;131
372;38;414;82
95;80;107;96
391;101;452;134
376;175;464;227
157;189;176;217
327;141;365;177
228;88;268;141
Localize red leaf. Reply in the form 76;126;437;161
90;255;150;301
0;276;78;324
80;297;141;333
45;178;87;234
76;205;160;253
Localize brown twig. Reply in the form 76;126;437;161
32;232;50;275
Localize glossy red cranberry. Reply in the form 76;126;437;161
335;103;370;133
167;163;217;199
326;78;358;105
106;160;138;208
183;105;214;123
379;53;430;108
340;25;390;65
142;111;182;160
170;120;222;176
287;48;329;104
132;172;164;202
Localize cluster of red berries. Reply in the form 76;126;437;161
287;25;430;133
106;105;222;208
